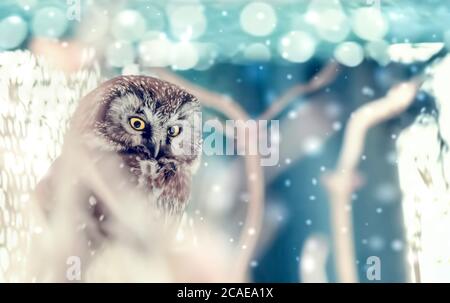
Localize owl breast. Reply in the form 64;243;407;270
122;154;191;216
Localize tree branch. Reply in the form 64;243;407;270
322;80;420;283
260;61;340;120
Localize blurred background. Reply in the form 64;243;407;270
1;0;450;283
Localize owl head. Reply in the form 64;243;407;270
71;75;202;165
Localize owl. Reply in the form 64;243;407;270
34;75;202;239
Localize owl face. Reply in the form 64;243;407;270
80;76;201;165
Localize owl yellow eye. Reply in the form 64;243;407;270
168;125;182;137
129;117;146;131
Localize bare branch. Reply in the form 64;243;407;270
260;61;340;120
322;80;420;283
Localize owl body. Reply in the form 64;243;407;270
35;75;201;234
121;150;192;215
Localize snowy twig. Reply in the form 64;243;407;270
322;80;420;283
260;61;340;120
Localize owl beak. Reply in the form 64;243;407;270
152;140;161;159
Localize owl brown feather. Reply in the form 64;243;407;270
34;75;202;239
